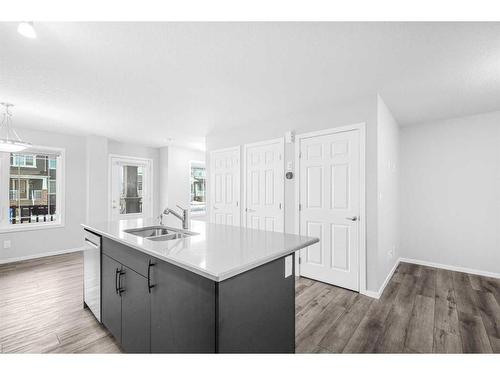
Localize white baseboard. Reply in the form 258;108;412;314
360;289;381;299
399;257;500;280
360;258;400;300
363;257;500;300
361;256;500;300
0;246;85;265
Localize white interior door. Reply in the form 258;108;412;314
110;156;152;221
298;128;361;291
209;147;240;226
244;138;284;232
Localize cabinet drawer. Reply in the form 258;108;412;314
102;237;151;277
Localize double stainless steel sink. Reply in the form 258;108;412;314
124;225;198;241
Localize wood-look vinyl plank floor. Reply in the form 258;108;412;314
1;253;500;354
0;252;123;354
297;263;500;354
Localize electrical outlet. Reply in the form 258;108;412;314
3;240;11;249
388;245;396;258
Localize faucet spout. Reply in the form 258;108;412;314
160;205;189;229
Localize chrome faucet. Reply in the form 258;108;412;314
159;205;189;229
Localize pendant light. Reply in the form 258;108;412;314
17;22;37;39
0;103;32;152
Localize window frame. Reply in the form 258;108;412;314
0;146;65;233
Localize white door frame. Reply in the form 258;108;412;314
208;145;241;224
242;137;285;231
108;154;154;221
294;123;367;295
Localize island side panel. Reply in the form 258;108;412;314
216;254;295;353
150;258;216;353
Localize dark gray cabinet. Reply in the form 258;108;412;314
101;241;151;353
217;256;295;353
121;266;151;353
100;237;295;353
150;259;215;353
101;254;122;342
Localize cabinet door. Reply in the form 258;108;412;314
120;265;150;353
150;260;216;353
101;254;122;342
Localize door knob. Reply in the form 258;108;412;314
346;216;358;221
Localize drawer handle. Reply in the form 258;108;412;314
147;259;156;293
118;269;125;296
115;268;120;294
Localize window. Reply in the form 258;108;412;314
190;162;206;215
119;165;144;215
110;155;152;220
1;148;64;231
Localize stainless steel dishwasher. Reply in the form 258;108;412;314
83;229;101;322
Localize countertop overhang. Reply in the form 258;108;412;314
82;218;319;282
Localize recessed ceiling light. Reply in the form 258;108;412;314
17;22;37;39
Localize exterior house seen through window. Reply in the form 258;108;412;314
190;163;206;215
119;165;144;215
3;150;63;228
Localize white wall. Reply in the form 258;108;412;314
159;146;169;213
161;146;205;226
86;135;108;223
1;128;87;261
377;95;400;286
400;110;500;275
206;94;383;292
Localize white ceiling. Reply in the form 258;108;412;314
1;22;500;150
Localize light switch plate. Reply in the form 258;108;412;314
3;240;11;249
284;255;293;278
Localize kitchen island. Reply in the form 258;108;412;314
82;219;318;353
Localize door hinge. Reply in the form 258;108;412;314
298;257;302;264
299;151;302;158
298;203;302;211
279;203;282;209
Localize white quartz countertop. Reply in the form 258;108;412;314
82;218;319;282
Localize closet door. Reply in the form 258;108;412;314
243;138;284;232
209;146;241;226
298;128;361;291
